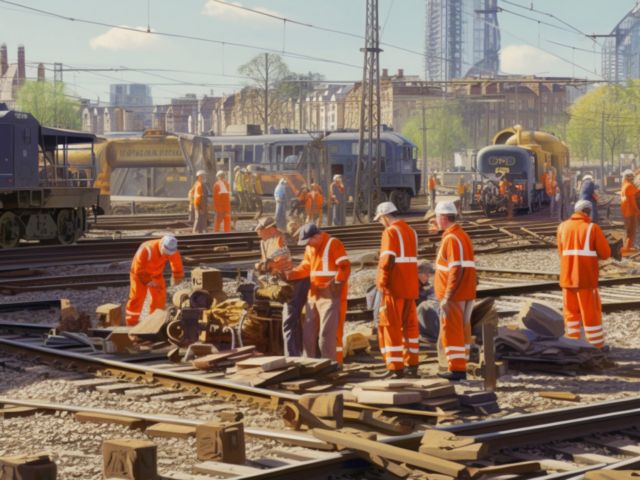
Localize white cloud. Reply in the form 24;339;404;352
500;44;568;76
202;0;282;21
90;26;158;50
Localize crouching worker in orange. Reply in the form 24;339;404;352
125;235;184;326
374;201;420;379
434;201;477;381
558;200;613;349
213;170;232;232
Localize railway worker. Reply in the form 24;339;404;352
557;200;613;349
545;165;558;218
192;170;208;234
373;201;420;379
456;178;466;213
306;183;324;226
125;235;184;326
579;174;599;223
233;166;246;211
188;184;196;224
255;216;309;357
274;178;289;231
620;170;639;255
290;184;308;219
428;173;438;210
433;201;477;381
286;223;351;363
213;170;232;233
330;174;347;226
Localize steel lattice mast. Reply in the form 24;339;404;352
353;0;382;223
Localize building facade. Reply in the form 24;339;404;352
602;3;640;83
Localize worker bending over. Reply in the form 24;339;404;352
287;223;350;362
192;170;207;234
125;235;184;326
255;217;309;356
330;174;346;226
621;169;639;255
558;200;613;348
374;201;420;379
433;201;477;381
213;170;231;232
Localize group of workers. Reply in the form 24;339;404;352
280;174;347;228
189;170;232;234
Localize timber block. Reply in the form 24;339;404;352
129;309;167;339
102;438;158;480
585;471;640;480
195;421;246;464
75;412;146;430
0;406;42;418
191;268;223;295
235;356;288;372
96;303;122;327
354;389;421;406
0;453;56;480
106;327;136;354
145;423;196;439
299;393;344;426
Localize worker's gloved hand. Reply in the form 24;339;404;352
609;239;623;261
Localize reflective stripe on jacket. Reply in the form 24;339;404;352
557;213;610;289
377;219;419;299
434;224;476;301
213;180;231;213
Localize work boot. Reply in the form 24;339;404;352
404;365;420;379
387;369;404;379
437;370;467;382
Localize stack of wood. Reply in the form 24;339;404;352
349;379;460;410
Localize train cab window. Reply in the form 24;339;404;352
23;127;31;145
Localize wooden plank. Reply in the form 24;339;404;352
0;406;42;418
75;411;146;429
145;422;196;439
193;461;264;477
538;391;581;402
468;460;541;478
312;428;468;478
354;389;421;406
236;356;288;372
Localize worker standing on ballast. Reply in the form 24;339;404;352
287;223;350;363
428;173;437;210
330;174;346;226
191;170;207;234
213;170;231;232
558;200;617;349
274;178;288;231
620;169;639;255
374;201;420;379
433;201;476;381
125;235;184;326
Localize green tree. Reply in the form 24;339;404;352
16;81;81;129
402;100;466;171
238;53;291;133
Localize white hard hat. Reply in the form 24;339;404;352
216;170;225;178
196;169;206;177
623;169;634;177
160;235;178;255
582;174;593;181
435;201;458;216
333;174;342;181
373;201;398;221
574;199;592;213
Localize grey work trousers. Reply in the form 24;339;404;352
192;208;207;233
282;278;310;357
303;289;340;360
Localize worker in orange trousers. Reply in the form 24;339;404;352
433;201;477;381
125;235;184;326
374;201;420;378
192;169;208;234
558;200;613;348
213;170;231;233
305;183;324;226
621;169;639;255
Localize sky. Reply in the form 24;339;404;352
0;0;636;105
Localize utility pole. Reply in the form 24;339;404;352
264;52;269;135
353;0;382;223
600;109;605;180
421;99;428;190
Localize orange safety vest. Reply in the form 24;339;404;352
434;224;476;301
557;213;611;289
621;180;639;218
260;227;293;273
213;179;231;213
131;239;184;283
288;232;350;294
456;183;465;196
499;180;508;196
377;219;419;299
306;190;323;214
428;176;437;191
545;171;556;196
192;180;204;208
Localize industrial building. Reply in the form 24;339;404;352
602;2;640;83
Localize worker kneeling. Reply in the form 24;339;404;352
434;201;477;381
558;200;614;349
374;201;420;379
287;223;350;363
125;235;184;326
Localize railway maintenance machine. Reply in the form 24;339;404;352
0;104;99;248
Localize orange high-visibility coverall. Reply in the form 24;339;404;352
288;232;350;363
376;219;420;371
125;239;184;326
434;224;477;372
557;213;611;348
305;189;324;225
621;179;639;252
213;179;231;232
428;176;437;192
